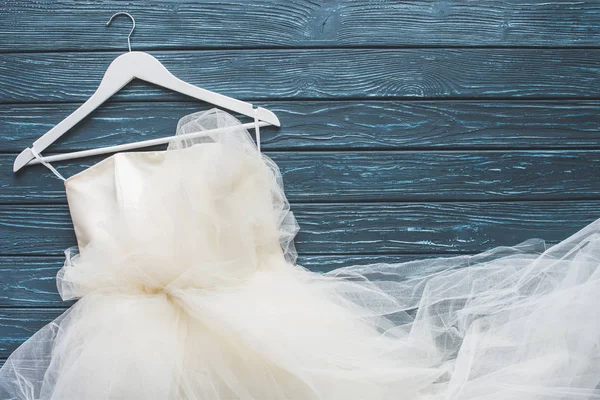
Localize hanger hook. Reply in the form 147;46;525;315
106;12;136;52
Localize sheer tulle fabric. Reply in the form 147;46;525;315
1;109;599;399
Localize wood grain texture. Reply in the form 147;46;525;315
0;201;597;256
0;257;70;308
1;49;599;103
4;150;600;203
1;0;599;51
1;100;599;152
0;309;65;359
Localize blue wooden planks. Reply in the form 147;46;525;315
1;101;599;151
3;151;600;203
0;201;598;256
1;49;599;103
0;0;599;365
1;0;599;51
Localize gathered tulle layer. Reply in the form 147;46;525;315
1;109;599;399
2;225;600;399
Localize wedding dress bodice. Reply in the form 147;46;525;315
58;109;299;302
65;142;285;261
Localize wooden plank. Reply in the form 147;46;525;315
4;150;600;203
1;49;598;103
1;101;599;152
0;201;597;256
0;253;457;308
1;0;599;51
0;309;66;360
0;257;68;308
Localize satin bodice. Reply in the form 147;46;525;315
63;142;288;279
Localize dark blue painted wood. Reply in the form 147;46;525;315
0;0;598;370
1;101;599;152
1;0;599;51
0;201;597;256
3;151;600;203
0;49;598;103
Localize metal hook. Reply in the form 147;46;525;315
106;12;136;52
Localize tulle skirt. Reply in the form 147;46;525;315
1;218;600;399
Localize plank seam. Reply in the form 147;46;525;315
2;96;600;106
4;149;600;156
1;45;600;55
3;98;600;106
2;198;600;207
0;251;479;258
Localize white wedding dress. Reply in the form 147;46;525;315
1;109;599;399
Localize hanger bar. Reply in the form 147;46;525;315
22;121;270;167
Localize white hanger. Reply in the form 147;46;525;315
14;12;279;173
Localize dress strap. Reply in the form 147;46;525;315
29;148;66;181
253;108;261;154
